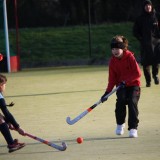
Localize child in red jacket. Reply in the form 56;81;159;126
101;35;141;138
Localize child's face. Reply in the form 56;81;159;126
112;48;123;59
0;83;6;92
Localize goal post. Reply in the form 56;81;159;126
0;0;11;72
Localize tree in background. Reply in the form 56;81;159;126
6;0;160;28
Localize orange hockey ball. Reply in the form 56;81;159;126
77;137;83;144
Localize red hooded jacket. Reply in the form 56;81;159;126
106;50;141;92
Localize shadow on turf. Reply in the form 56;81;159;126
5;82;150;99
1;137;129;147
6;89;103;98
65;136;130;144
0;136;129;154
6;85;149;99
0;142;63;154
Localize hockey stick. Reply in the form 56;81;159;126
25;132;67;151
12;128;67;151
66;85;121;125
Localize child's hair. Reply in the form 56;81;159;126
110;35;128;51
0;74;7;84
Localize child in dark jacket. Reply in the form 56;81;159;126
101;35;141;138
0;74;26;153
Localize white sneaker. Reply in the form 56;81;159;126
115;124;125;135
129;129;138;138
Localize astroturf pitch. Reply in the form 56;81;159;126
0;66;160;160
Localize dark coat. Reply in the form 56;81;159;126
133;4;160;65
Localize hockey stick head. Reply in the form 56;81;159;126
66;109;89;125
66;116;73;125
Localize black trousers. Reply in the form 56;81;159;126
143;64;159;84
115;86;141;130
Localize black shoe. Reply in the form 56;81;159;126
154;77;159;85
146;83;151;87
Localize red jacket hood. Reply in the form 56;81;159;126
106;50;141;92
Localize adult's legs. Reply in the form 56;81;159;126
152;64;159;84
143;65;151;87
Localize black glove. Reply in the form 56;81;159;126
101;91;109;103
6;102;15;107
120;81;126;88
